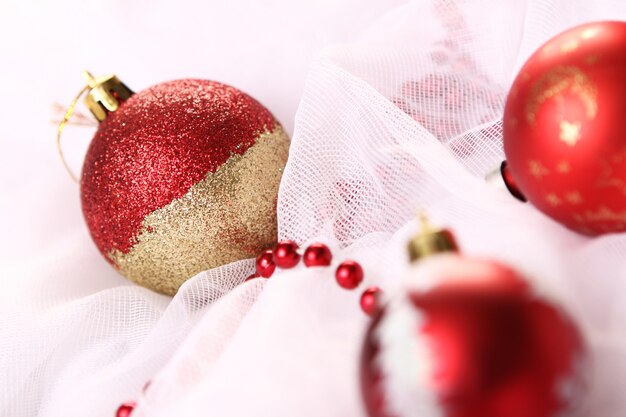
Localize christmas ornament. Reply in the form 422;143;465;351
501;21;626;235
361;220;588;417
59;72;290;295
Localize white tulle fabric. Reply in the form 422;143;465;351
2;0;626;416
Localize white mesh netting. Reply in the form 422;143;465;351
2;0;626;416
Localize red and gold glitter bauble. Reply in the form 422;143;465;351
80;77;290;295
503;21;626;235
361;255;588;417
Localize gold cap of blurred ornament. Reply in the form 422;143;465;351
407;214;459;262
82;71;133;122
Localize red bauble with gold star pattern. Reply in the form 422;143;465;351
502;21;626;235
360;255;588;417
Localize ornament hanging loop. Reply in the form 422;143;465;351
56;83;90;183
56;71;134;183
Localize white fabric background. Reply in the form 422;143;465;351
1;1;626;416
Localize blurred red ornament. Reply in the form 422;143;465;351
502;21;626;235
115;402;135;417
72;73;290;295
335;260;364;289
361;256;588;417
303;243;333;267
273;240;301;268
255;249;276;278
360;287;383;316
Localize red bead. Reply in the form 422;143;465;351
245;273;261;282
255;250;276;278
273;240;301;268
303;243;332;267
335;260;364;289
116;402;136;417
360;287;382;316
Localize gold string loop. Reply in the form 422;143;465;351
56;84;90;183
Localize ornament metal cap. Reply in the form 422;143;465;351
82;71;133;122
485;161;527;202
407;214;459;262
56;71;134;182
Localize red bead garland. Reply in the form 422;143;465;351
303;243;332;267
255;249;276;278
273;240;301;268
360;287;382;316
335;260;364;290
251;242;375;314
115;402;136;417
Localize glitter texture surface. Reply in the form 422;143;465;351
109;127;290;295
80;79;289;294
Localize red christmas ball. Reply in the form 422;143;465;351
361;255;588;417
273;240;301;268
80;78;290;295
503;21;626;235
303;243;333;267
335;260;364;289
115;402;135;417
255;249;276;278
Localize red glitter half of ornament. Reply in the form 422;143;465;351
80;79;277;259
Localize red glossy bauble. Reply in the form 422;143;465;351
115;402;135;417
335;260;364;289
360;287;383;316
361;255;588;417
503;21;626;235
81;78;290;295
256;250;276;278
303;243;333;267
273;240;301;268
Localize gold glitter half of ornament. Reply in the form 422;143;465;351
525;66;597;125
108;125;290;295
559;120;582;146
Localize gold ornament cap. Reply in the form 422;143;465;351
407;214;459;262
82;70;133;122
56;71;134;182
